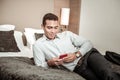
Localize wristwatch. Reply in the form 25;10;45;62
75;51;81;58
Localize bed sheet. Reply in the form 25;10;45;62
0;46;33;58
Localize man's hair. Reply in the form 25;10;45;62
42;13;58;26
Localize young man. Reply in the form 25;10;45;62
33;13;119;80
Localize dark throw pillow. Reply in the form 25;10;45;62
0;30;20;52
34;33;43;40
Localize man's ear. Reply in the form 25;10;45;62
41;24;44;29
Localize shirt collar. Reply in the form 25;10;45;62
43;34;60;41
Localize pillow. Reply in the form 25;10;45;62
0;30;20;52
0;24;15;31
14;31;24;50
34;33;43;40
24;28;44;50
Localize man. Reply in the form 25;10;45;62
33;13;119;80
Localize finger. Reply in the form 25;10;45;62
54;62;58;66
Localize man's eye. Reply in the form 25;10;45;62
54;26;59;29
47;26;52;29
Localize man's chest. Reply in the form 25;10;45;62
43;38;76;55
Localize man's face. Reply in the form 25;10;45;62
43;20;59;40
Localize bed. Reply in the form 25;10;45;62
0;25;85;80
0;25;119;80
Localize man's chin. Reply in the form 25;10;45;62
48;37;55;40
51;37;55;40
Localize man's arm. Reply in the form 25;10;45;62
69;31;93;56
33;44;48;68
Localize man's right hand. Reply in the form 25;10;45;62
47;57;63;67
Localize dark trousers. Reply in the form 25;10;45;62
73;48;120;80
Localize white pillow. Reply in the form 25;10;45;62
0;24;15;31
24;28;44;50
14;31;24;50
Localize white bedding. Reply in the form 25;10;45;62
0;46;33;58
0;27;33;58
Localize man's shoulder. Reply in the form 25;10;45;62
58;31;73;36
61;31;72;34
34;37;45;45
58;31;75;38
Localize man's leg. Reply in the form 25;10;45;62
87;52;119;80
74;65;100;80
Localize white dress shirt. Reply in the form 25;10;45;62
33;31;93;71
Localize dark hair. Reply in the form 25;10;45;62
42;13;58;26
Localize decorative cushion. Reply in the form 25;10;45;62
24;28;44;50
24;28;44;44
34;33;43;40
0;30;20;52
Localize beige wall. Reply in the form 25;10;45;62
0;0;54;32
80;0;120;54
0;0;80;34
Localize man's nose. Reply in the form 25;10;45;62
51;29;55;32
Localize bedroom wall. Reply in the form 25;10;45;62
79;0;120;54
54;0;81;34
0;0;54;32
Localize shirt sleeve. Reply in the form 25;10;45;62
68;31;93;56
33;43;48;68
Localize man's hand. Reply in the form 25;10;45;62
47;51;82;66
62;53;76;63
63;51;82;63
47;57;63;67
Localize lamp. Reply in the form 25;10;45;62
60;8;70;31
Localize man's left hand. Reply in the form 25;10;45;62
62;53;76;63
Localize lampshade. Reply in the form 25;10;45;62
60;8;70;25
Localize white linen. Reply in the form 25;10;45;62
14;31;24;50
0;24;15;31
0;30;33;58
0;46;33;58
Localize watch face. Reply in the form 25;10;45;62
76;53;80;58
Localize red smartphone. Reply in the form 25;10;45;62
59;54;68;59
